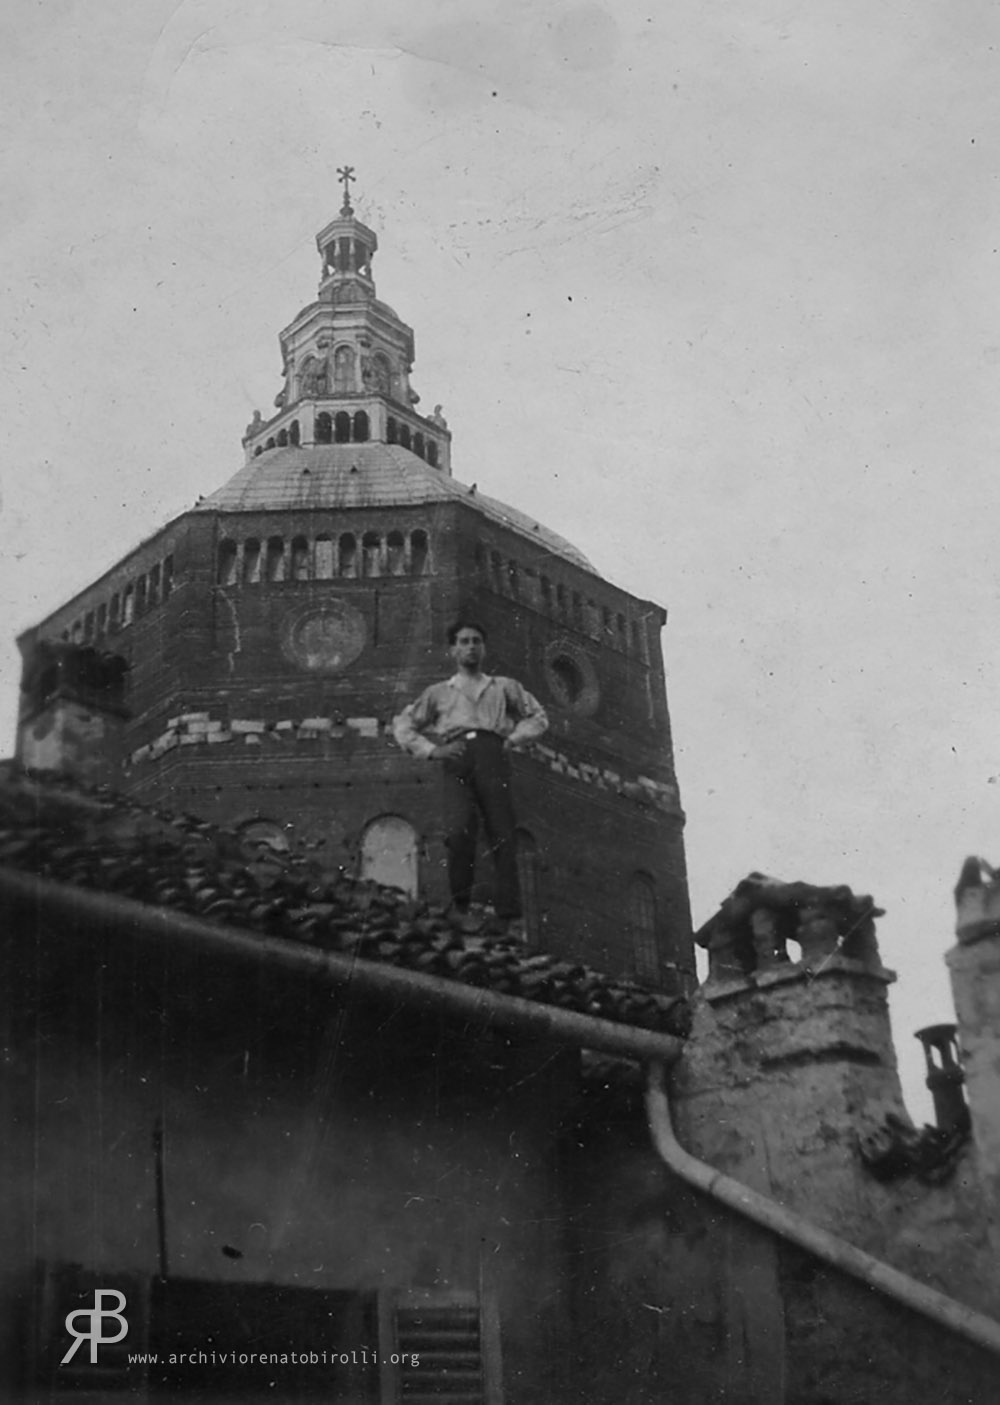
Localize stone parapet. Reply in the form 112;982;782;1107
125;712;683;817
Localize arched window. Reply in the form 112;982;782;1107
572;592;583;629
540;576;552;611
360;815;418;897
315;412;332;445
490;551;503;593
163;556;174;598
254;446;263;457
386;530;406;576
277;427;288;447
362;531;382;577
109;594;121;632
333;344;355;393
426;440;439;468
265;537;285;582
386;417;397;445
628;873;659;985
616;612;627;642
413;431;425;460
410;529;429;576
96;603;108;638
135;577;148;616
83;611;95;643
353;410;370;443
339;533;357;578
289;419;300;446
556;584;567;618
243;539;262;584
474;542;486;572
507;561;520;598
265;437;276;451
299;355;327;398
399;424;411;450
122;585;135;626
217;539;238;585
70;620;83;643
148;563;161;608
334;411;351;444
516;830;542;946
369;352;392;394
315;535;334;579
290;536;310;580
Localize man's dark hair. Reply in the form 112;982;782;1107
447;619;488;645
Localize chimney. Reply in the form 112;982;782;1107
947;856;1000;1218
680;874;906;1242
16;639;129;788
913;1023;969;1133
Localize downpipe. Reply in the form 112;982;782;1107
645;1061;1000;1358
5;865;1000;1357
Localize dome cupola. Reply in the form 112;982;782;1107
243;167;451;473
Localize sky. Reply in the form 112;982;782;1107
3;0;999;1119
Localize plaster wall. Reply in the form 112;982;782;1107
948;934;1000;1224
0;895;574;1404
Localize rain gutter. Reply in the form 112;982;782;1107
645;1061;1000;1358
0;866;685;1064
4;865;999;1357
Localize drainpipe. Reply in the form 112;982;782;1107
0;867;686;1065
644;1061;1000;1358
4;866;1000;1358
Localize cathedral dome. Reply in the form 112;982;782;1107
196;443;595;572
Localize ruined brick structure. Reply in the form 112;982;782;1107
14;188;692;990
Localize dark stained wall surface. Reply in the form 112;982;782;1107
18;484;693;988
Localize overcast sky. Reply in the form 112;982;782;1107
3;0;999;1117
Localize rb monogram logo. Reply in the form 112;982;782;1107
61;1289;129;1365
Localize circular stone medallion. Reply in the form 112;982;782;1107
281;600;367;672
543;638;601;716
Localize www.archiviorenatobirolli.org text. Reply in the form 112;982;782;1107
126;1349;419;1367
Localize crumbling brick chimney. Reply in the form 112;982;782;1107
948;857;1000;1223
664;875;911;1398
15;639;128;788
677;874;907;1241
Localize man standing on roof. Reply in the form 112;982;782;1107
392;620;548;935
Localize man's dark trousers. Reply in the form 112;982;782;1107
441;731;521;919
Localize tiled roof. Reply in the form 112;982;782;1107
195;443;595;572
0;768;689;1039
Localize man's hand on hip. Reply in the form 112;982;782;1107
431;740;466;761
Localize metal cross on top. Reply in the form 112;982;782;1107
337;165;356;215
